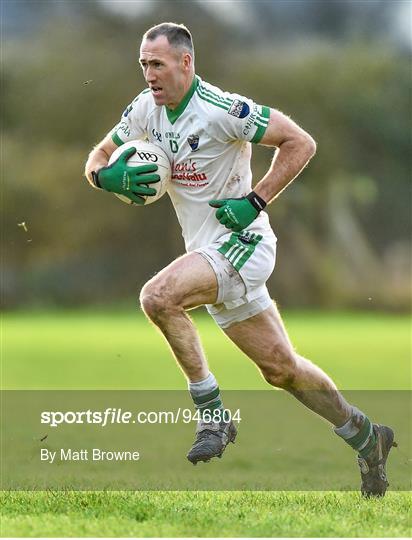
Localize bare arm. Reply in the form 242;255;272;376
84;135;119;188
253;109;316;203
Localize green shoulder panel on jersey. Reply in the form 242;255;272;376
196;84;232;112
111;88;151;146
251;106;271;144
133;88;151;103
218;232;263;271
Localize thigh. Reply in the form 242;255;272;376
223;302;294;370
145;252;218;309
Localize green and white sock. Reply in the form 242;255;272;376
189;372;223;421
334;407;377;458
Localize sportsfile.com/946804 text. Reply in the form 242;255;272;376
40;408;242;428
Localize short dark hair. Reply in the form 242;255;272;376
143;22;194;55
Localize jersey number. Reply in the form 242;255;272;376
169;140;179;153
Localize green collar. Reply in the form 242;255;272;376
165;76;198;125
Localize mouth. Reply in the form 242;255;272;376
150;86;163;97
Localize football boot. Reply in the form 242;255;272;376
187;419;237;464
357;424;397;497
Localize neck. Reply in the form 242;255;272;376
167;73;195;110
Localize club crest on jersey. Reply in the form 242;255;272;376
228;99;250;119
187;134;199;152
122;104;133;117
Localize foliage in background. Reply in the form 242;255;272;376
2;0;411;309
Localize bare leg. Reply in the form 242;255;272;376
224;302;352;426
140;253;218;382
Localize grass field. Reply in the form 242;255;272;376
2;309;410;389
1;491;410;537
1;309;411;537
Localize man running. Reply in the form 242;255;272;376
84;22;396;497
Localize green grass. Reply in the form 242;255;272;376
2;310;410;389
1;491;410;537
1;310;411;537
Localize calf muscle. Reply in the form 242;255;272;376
224;304;352;426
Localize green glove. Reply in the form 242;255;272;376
93;147;160;205
209;191;267;232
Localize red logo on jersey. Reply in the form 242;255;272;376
172;161;208;187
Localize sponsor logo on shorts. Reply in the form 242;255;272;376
239;233;252;244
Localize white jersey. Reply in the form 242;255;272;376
110;75;275;252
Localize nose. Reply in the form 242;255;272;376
145;65;156;84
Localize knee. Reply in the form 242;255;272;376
261;343;298;389
139;280;179;323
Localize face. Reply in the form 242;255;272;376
139;35;192;109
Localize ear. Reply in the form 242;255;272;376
182;52;193;71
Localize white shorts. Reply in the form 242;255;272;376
195;230;277;328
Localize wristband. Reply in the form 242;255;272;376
91;170;102;189
246;191;267;212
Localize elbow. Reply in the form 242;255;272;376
287;132;317;162
304;134;317;160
